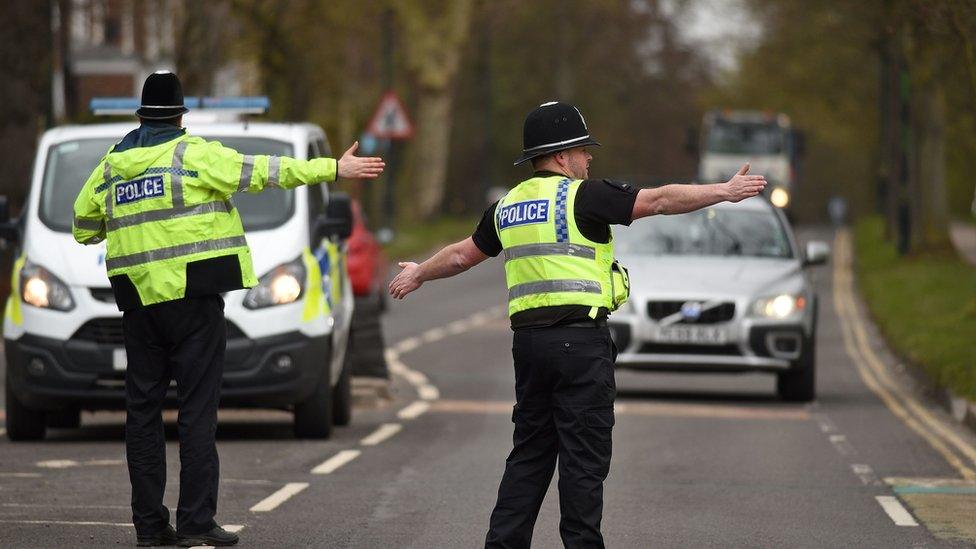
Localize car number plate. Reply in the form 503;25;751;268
112;348;128;371
654;326;726;344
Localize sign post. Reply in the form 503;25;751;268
365;91;414;235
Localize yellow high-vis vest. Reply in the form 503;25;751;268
73;134;336;307
493;175;629;318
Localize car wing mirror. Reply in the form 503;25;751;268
803;240;830;267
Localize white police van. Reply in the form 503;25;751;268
1;98;355;440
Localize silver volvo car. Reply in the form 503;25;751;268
608;196;829;401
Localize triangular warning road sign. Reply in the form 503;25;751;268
366;91;414;140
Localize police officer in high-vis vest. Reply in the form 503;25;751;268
389;101;765;548
73;71;384;547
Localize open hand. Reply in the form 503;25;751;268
337;141;385;180
389;262;423;299
725;163;767;203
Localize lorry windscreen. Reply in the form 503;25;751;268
40;136;295;233
705;121;786;155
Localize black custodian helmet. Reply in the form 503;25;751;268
513;101;600;166
136;70;189;120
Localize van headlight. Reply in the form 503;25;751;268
243;256;306;309
20;261;75;311
770;187;790;208
751;293;806;319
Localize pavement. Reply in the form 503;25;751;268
1;226;976;548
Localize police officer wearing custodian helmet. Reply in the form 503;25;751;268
388;101;765;548
73;71;384;547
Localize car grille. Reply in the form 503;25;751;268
638;343;741;356
72;318;248;345
646;301;735;324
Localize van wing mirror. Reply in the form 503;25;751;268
317;192;354;242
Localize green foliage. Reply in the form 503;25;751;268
854;216;976;399
383;216;479;260
712;0;976;223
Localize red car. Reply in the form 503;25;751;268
345;199;388;310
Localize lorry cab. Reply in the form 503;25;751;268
697;110;801;215
2;105;355;441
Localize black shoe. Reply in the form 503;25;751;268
136;524;178;546
177;526;239;547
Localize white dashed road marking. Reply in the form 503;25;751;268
249;483;309;513
311;450;361;475
422;327;447;343
418;384;440;401
361;423;402;446
875;496;919;526
850;464;882;486
398;401;430;420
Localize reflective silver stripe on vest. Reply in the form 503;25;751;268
103;162;114;218
171;141;188;208
74;217;104;231
238;155;255;192
268;156;281;188
106;200;233;231
508;279;602;301
105;235;248;271
503;242;596;261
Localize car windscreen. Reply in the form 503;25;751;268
705;121;786;155
39;136;295;233
614;206;793;259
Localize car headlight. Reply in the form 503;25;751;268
20;261;75;311
770;187;790;208
243;256;306;309
751;293;806;319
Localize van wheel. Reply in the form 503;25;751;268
777;336;816;402
47;408;81;429
293;369;333;439
5;381;46;441
332;339;353;427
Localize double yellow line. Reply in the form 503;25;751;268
832;229;976;480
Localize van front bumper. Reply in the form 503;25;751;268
4;329;331;412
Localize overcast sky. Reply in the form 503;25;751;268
666;0;762;73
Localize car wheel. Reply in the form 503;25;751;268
293;369;333;439
777;335;816;402
332;337;353;427
47;408;81;429
5;380;46;441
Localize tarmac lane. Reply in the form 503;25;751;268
1;225;975;548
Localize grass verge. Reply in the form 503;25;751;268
383;216;479;261
854;217;976;400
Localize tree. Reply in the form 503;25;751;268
393;0;474;221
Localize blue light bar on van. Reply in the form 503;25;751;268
90;96;271;116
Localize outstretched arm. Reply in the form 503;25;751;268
389;237;489;299
631;163;766;220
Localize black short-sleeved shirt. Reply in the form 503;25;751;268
472;171;639;330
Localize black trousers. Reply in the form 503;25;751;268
486;325;617;549
122;295;225;536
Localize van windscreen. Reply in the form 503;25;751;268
40;136;296;233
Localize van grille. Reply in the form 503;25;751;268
72;318;124;345
71;318;247;345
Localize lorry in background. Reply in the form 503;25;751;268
694;110;803;217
